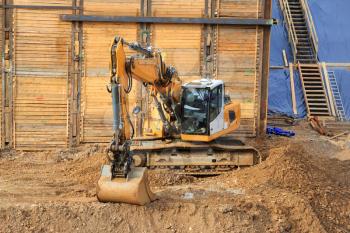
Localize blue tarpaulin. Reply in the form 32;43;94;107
308;0;350;63
268;69;307;118
268;0;350;119
270;0;293;66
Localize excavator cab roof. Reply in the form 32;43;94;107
183;79;223;90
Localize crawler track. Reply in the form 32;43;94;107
131;141;261;175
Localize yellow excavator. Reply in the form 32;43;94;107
96;36;260;205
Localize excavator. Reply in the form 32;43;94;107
96;36;260;205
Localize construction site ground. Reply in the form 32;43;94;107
0;121;349;233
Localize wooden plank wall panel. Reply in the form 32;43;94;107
14;9;71;76
81;1;139;143
152;0;204;80
13;0;71;6
218;0;263;18
84;0;140;16
152;0;205;17
84;23;138;77
152;25;202;78
81;77;112;142
13;3;71;149
14;77;67;150
217;26;260;136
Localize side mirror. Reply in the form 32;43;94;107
132;106;141;115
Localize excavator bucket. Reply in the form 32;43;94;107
96;165;156;205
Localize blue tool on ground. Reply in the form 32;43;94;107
266;126;295;137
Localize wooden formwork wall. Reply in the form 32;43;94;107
12;0;71;150
0;0;270;149
81;0;140;143
217;0;265;136
151;0;204;80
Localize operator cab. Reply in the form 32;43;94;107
181;79;225;136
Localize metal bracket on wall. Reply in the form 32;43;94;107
1;0;14;148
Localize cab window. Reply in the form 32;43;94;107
209;85;222;122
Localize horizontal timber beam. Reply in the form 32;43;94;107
0;4;79;10
60;15;274;26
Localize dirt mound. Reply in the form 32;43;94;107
1;133;350;232
211;142;350;233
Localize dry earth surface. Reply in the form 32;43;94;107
0;123;349;233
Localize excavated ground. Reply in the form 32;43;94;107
0;123;349;233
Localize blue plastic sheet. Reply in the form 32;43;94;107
270;0;293;66
268;69;307;118
308;0;350;63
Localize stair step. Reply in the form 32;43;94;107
304;85;325;88
309;107;329;111
297;47;313;49
297;42;312;46
303;78;322;81
308;98;328;102
305;90;325;93
288;2;301;4
304;82;323;85
299;64;320;67
297;54;315;57
310;112;331;115
308;104;329;108
300;69;320;72
291;15;305;19
307;94;327;97
298;38;311;41
307;99;328;102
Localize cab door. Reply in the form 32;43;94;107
209;85;224;135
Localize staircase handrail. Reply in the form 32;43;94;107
279;0;298;61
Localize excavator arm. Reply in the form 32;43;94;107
97;36;181;205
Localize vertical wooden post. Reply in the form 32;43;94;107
289;63;298;115
69;0;83;147
136;0;148;137
211;0;218;78
258;0;272;137
146;0;152;46
1;0;5;148
202;0;209;77
77;0;83;143
1;0;14;148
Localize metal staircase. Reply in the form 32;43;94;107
328;71;346;121
279;0;319;63
280;0;333;117
298;63;330;116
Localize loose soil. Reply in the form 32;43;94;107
0;125;349;233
